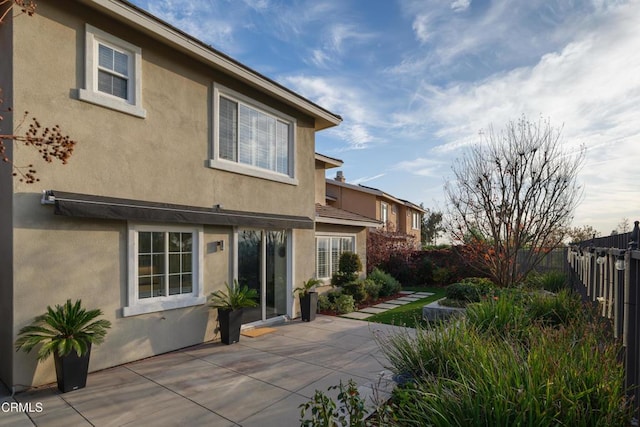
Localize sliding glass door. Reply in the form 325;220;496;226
237;229;288;324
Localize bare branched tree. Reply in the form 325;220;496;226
0;0;76;183
0;0;36;23
566;224;601;244
617;217;631;234
445;116;585;287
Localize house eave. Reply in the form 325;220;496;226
315;216;381;228
77;0;342;131
315;153;343;169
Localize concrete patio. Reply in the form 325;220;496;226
0;315;408;426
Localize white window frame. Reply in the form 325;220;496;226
315;233;357;280
381;202;389;225
124;224;205;316
209;83;297;185
79;24;147;118
412;212;421;230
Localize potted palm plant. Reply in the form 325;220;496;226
294;278;322;322
209;281;258;344
14;299;111;393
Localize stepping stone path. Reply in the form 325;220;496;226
340;291;434;320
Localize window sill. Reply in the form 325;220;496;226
122;295;206;317
208;159;298;186
78;89;147;118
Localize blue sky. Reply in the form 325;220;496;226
130;0;640;236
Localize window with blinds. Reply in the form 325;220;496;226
79;25;146;118
316;236;355;279
215;86;294;178
97;43;130;100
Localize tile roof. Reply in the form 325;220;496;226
315;204;381;226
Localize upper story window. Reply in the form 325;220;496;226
78;24;146;118
97;43;130;99
210;84;297;185
381;202;389;225
412;212;421;230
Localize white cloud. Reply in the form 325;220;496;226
241;0;270;11
451;0;471;12
351;173;386;185
412;15;431;44
309;49;332;68
393;1;640;233
145;0;236;51
282;75;385;149
393;158;448;177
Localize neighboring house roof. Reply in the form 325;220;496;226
326;179;424;212
315;204;382;228
399;199;427;214
78;0;342;131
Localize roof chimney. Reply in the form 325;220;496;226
335;171;345;183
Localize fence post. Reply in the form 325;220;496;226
627;222;639;419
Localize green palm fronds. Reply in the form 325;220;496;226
15;299;111;361
209;280;259;310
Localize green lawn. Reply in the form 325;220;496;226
367;287;446;328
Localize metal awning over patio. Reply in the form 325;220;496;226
43;190;314;229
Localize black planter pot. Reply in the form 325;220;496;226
53;344;91;393
300;292;318;322
218;308;243;344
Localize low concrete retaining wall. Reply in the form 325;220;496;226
422;298;465;322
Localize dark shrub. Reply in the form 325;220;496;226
433;267;453;286
318;294;332;312
341;280;367;304
326;288;342;303
331;271;348;287
332;252;362;287
445;282;479;302
446;278;494;303
339;252;362;278
334;294;355;314
363;279;382;301
381;253;411;285
369;268;401;297
409;254;435;286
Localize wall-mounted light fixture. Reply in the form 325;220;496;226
596;250;606;265
207;240;225;253
615;251;626;271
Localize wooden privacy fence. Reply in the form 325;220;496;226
568;221;640;418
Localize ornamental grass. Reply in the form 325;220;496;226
377;290;632;426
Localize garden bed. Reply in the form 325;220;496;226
317;292;404;316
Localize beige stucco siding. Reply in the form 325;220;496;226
7;1;319;388
315;163;327;204
11;194;235;386
326;183;377;220
11;1;316;218
0;10;14;389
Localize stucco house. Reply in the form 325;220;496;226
0;0;346;390
326;171;426;246
314;154;381;285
